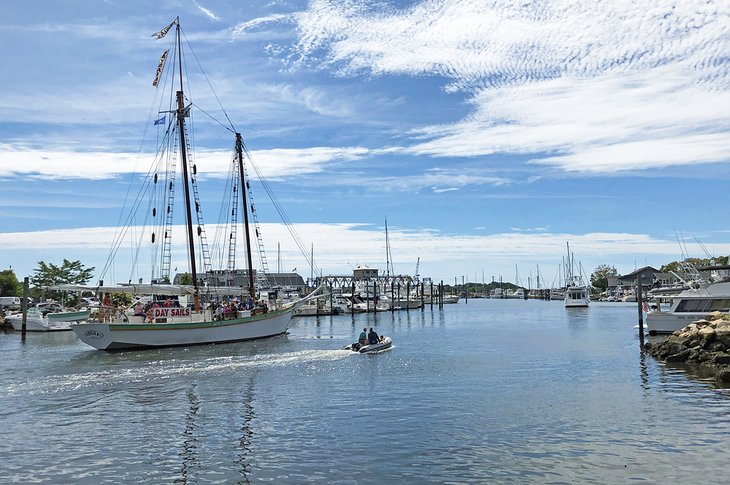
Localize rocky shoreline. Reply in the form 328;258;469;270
645;311;730;384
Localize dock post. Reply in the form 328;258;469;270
637;277;645;347
439;280;444;309
21;276;29;341
421;282;425;311
351;282;355;316
406;281;411;312
430;281;434;310
374;281;378;313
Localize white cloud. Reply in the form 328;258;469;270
193;0;221;21
2;223;727;283
290;0;730;173
0;144;368;180
231;14;291;37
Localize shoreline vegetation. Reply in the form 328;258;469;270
645;312;730;385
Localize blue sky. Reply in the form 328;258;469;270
1;0;729;287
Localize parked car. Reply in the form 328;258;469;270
0;296;21;311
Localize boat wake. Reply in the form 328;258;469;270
1;349;350;398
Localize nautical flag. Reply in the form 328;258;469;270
152;49;169;87
152;19;177;40
154;115;166;125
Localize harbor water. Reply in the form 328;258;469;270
2;299;730;483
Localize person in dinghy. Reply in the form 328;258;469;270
346;327;392;353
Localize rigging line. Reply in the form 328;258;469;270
108;39;176;272
189;101;235;133
103;45;178;282
239;140;319;276
210;150;238;270
99;147;165;280
181;28;236;133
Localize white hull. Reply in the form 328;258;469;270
7;315;73;332
645;311;711;334
72;306;298;350
565;286;590;308
358;336;392;353
646;281;730;334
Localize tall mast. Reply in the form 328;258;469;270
174;18;200;310
235;133;256;299
385;217;390;277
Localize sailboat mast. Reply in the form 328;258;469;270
235;133;256;299
174;18;200;310
385;217;390;277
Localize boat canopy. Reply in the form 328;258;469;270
50;284;197;296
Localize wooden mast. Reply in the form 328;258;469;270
236;133;256;299
174;17;201;310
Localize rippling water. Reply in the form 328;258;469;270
2;299;730;483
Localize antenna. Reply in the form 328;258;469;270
694;236;713;260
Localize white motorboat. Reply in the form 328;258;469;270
7;306;90;332
565;286;590;308
646;281;730;334
563;243;590;308
441;294;460;304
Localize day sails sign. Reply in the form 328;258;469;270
152;308;191;318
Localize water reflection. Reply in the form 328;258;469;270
176;384;200;484
639;350;649;392
235;374;256;484
565;307;589;331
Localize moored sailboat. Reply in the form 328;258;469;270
564;243;590;308
71;18;317;350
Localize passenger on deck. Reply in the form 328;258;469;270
368;327;379;344
358;327;368;345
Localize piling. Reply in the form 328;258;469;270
421;282;425;311
351;282;355;316
406;281;411;312
429;281;434;310
21;277;29;341
637;278;645;346
439;280;444;309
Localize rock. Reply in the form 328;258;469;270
706;341;728;352
699;326;716;342
688;348;704;363
717;368;730;384
665;349;692;363
712;353;730;366
710;318;725;328
715;327;730;348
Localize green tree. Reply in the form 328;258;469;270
31;259;95;300
179;272;193;285
661;256;730;273
0;269;21;296
590;264;619;292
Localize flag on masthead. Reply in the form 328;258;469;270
152;18;177;40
